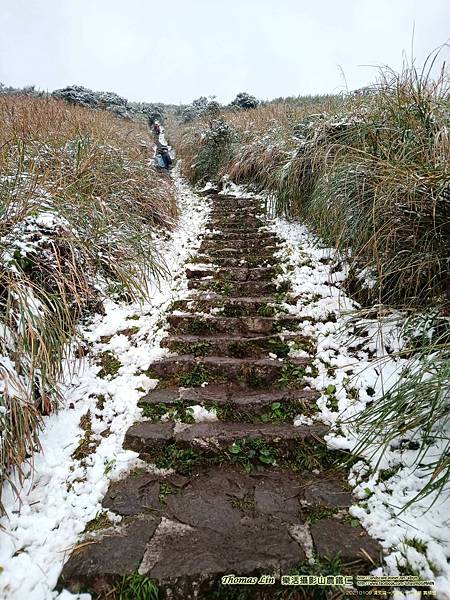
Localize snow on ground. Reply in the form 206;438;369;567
271;215;450;600
0;168;209;600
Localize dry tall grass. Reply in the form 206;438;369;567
0;96;177;509
173;62;450;310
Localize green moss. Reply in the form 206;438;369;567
238;364;268;388
140;401;195;423
276;362;307;388
222;304;246;317
129;466;148;478
126;314;141;321
300;505;340;524
378;465;401;482
291;442;349;472
404;537;428;554
153;444;202;475
118;573;159;600
228;438;278;471
184;319;216;335
267;338;291;358
72;410;98;460
256;303;277;317
228;492;255;512
211;398;311;425
117;326;140;338
84;510;112;533
159;483;178;504
179;364;211;387
97;351;122;378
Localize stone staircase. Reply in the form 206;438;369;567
58;191;380;599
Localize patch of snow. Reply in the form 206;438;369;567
190;404;218;422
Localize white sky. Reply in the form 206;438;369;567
0;0;448;104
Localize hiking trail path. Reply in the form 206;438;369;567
58;190;380;599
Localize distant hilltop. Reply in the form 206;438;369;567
0;82;179;122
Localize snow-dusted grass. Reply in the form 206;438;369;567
271;215;450;600
174;61;450;313
0;170;209;600
0;95;178;496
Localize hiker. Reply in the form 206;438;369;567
153;121;161;136
154;146;172;170
154;148;166;170
160;146;173;170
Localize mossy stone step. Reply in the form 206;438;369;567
138;385;319;423
171;295;291;316
192;254;274;268
186;265;277;282
168;313;301;335
209;203;262;212
203;230;275;240
206;219;267;226
200;237;280;249
124;420;327;458
161;332;311;358
210;197;261;206
148;355;309;387
187;279;280;295
200;247;280;260
139;384;319;408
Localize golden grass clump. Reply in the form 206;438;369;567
0;95;177;508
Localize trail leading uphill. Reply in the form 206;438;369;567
58;190;381;599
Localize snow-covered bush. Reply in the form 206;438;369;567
189;118;236;183
182;96;222;123
230;92;259;110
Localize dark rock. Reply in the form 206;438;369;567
310;518;382;563
57;516;159;596
102;473;161;516
302;475;353;508
142;519;304;586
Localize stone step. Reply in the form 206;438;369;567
200;237;280;249
192;255;275;268
168;313;301;335
139;384;319;412
203;231;276;241
161;332;311;358
209;202;262;211
208;216;266;229
205;222;273;237
186;266;277;282
210;196;261;206
187;279;280;295
148;355;309;387
172;295;291;316
208;208;273;223
200;244;280;256
124;420;327;460
200;187;220;195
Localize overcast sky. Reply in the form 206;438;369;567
0;0;449;104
